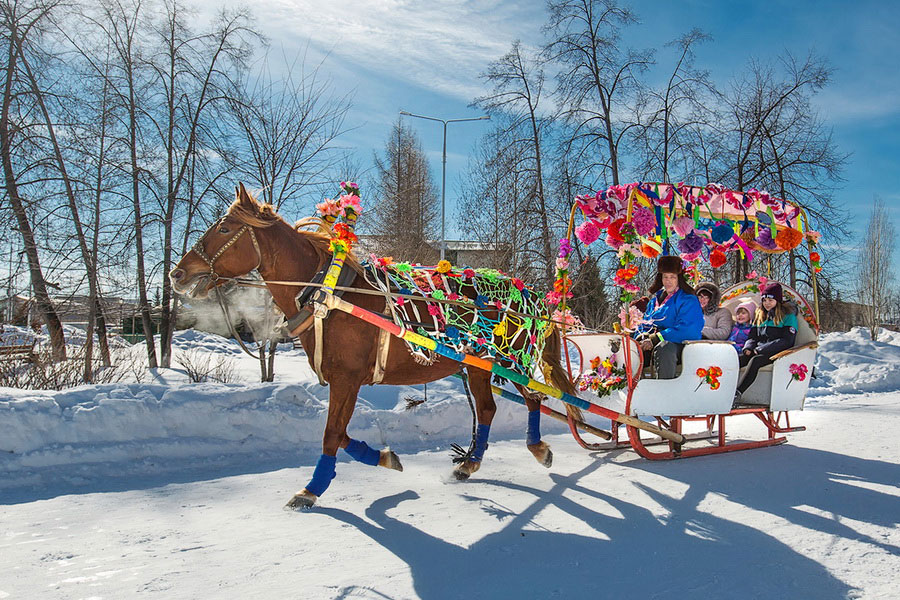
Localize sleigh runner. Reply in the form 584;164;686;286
171;180;819;508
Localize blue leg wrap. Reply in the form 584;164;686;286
526;409;541;446
471;424;491;462
305;454;337;496
344;438;381;466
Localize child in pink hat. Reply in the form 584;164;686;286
728;300;757;351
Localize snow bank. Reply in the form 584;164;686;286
2;326;898;492
1;330;567;491
808;327;900;396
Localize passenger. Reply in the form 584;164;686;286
633;256;704;379
734;283;798;402
727;300;757;352
696;282;733;340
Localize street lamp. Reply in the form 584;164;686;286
399;110;490;261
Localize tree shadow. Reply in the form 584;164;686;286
320;457;858;599
620;444;900;555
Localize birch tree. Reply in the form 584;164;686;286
857;198;895;341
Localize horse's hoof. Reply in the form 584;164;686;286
284;489;317;510
527;441;553;468
453;460;480;481
379;448;403;472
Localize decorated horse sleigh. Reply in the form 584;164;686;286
170;181;820;508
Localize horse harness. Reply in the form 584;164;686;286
192;219;393;386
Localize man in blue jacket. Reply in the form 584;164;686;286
633;256;704;378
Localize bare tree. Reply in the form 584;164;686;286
146;2;256;368
473;41;555;285
857;197;895;341
0;0;67;360
721;52;847;289
543;0;652;185
632;28;717;182
224;47;352;214
369;119;439;262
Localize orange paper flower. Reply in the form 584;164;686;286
775;227;803;251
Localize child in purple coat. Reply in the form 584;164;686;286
728;300;757;352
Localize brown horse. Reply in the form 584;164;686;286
170;185;577;509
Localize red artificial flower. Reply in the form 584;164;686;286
709;248;726;268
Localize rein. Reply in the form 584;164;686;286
217;275;578;330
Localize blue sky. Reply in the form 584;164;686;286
219;0;900;257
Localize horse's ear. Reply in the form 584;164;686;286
237;182;254;209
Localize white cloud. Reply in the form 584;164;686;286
241;0;542;101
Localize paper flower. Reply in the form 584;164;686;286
710;248;727;268
711;223;734;244
436;260;452;274
641;240;661;259
695;365;723;391
677;231;704;255
316;198;343;217
576;220;602;245
339;194;362;215
631;206;657;237
787;363;808;388
775;228;803;251
673;216;695;237
756;228;777;250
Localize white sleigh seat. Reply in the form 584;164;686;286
739;306;818;411
630;341;739;417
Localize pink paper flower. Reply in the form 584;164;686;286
673;216;695;237
576;220;601;245
631;206;657;237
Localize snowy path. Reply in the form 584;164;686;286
2;392;899;599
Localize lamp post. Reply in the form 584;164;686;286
399;110;489;261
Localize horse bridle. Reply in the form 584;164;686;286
189;218;265;359
191;218;262;282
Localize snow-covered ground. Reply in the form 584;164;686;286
1;327;899;599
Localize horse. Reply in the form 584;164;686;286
170;184;578;509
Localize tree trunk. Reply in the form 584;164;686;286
0;21;65;360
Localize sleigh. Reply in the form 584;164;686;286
564;279;818;459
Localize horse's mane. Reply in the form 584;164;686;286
227;193;361;272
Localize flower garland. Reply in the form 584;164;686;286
317;181;363;254
546;238;574;307
577;355;629;398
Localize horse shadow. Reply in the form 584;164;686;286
319;451;871;599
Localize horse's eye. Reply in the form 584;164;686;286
218;226;229;234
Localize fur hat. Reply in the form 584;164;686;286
695;282;722;315
760;282;784;303
656;255;683;274
736;300;757;316
649;256;695;296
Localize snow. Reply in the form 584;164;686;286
1;327;899;599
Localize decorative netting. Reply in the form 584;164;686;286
364;259;550;375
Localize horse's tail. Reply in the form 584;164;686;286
541;324;583;423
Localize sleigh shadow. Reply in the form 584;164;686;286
319;447;885;599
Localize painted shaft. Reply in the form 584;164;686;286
321;293;684;444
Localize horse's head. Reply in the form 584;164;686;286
170;183;268;299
